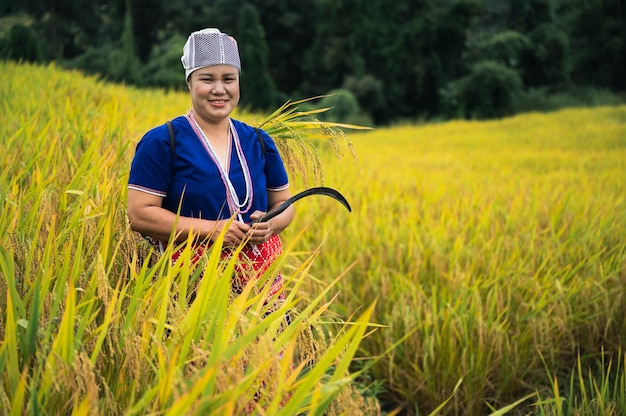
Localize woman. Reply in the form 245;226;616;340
127;28;294;307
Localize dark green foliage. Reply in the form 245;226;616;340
342;74;386;124
452;60;523;119
236;3;279;111
125;0;173;62
300;0;480;123
66;44;118;77
63;1;140;85
432;0;482;79
508;0;556;31
477;31;532;69
138;34;186;90
29;0;105;60
318;89;362;125
108;0;140;84
523;23;571;87
3;0;624;124
250;0;321;97
1;24;41;62
565;0;626;91
515;86;624;113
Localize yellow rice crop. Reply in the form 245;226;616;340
0;61;378;415
288;104;626;414
1;60;625;415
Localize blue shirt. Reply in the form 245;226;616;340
128;116;289;223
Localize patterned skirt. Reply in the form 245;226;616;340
164;234;286;312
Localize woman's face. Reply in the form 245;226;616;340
187;65;240;124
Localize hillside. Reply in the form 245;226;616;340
2;62;626;415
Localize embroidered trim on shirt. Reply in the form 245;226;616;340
128;184;167;198
268;184;289;192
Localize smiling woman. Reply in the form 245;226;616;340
126;28;295;314
0;58;378;416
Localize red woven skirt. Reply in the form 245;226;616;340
167;234;285;309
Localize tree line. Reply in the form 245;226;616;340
1;0;624;125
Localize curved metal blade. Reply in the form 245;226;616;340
254;186;351;223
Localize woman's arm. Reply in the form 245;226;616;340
266;188;295;234
127;189;251;245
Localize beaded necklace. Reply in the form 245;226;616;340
186;110;253;221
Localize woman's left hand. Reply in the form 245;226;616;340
247;210;274;244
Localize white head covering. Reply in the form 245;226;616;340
181;28;241;80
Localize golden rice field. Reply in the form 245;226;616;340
1;61;626;415
289;101;626;414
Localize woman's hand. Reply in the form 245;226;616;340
243;189;295;245
211;219;253;246
247;210;274;245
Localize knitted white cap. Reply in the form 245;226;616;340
181;28;241;79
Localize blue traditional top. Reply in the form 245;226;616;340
128;115;289;223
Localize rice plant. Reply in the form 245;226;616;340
0;61;379;415
288;106;626;414
3;60;625;415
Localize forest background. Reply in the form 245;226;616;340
1;0;625;126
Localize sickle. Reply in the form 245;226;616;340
253;186;351;223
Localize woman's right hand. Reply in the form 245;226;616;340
211;219;251;246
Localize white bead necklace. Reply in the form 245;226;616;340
186;111;253;221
